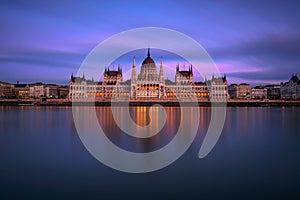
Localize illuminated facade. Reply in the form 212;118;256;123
281;74;300;100
251;86;267;99
14;84;30;99
69;49;228;101
0;81;14;98
228;83;251;99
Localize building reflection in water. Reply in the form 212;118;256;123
91;106;211;153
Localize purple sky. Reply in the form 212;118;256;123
1;0;300;85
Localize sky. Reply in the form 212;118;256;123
1;0;300;86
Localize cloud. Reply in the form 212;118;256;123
206;32;300;84
0;48;84;69
210;32;300;61
1;0;300;85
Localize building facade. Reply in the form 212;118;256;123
131;49;165;99
228;83;251;99
30;82;45;98
281;74;300;100
69;49;228;101
251;86;267;99
208;75;229;101
14;84;30;99
45;84;69;99
0;81;14;98
45;84;59;98
265;85;281;99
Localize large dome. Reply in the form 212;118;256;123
138;48;159;82
142;48;155;65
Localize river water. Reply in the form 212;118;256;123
0;106;299;199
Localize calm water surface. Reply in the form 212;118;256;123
0;106;299;199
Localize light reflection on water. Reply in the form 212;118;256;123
0;106;299;199
94;106;205;152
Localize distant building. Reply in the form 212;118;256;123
14;83;30;99
265;85;281;99
0;81;14;98
30;82;45;98
58;86;69;99
281;74;300;100
207;75;229;101
69;48;227;101
45;84;59;98
251;86;267;99
228;84;238;99
228;83;251;99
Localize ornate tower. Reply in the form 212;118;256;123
131;56;137;99
159;57;165;98
159;56;164;83
131;56;137;84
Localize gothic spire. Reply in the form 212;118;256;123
147;48;150;57
159;56;164;83
131;56;137;84
133;56;136;67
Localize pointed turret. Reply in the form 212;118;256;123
147;48;150;57
131;56;137;84
133;55;136;67
159;56;164;83
159;56;165;98
70;73;75;82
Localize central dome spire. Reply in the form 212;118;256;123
142;48;155;65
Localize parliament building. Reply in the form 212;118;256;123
69;49;228;101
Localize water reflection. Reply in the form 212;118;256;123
1;106;300;198
95;106;205;153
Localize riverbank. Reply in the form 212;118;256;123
1;99;300;106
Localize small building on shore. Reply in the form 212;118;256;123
265;85;281;100
30;82;45;98
45;84;59;98
14;83;30;99
0;81;15;98
228;83;251;99
251;86;267;99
